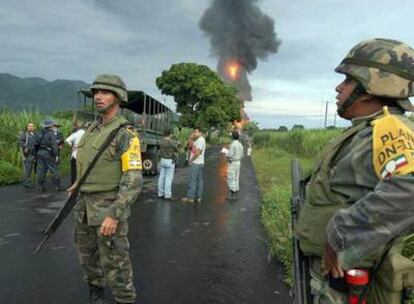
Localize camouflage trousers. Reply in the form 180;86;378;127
227;160;241;192
74;220;136;303
309;258;348;304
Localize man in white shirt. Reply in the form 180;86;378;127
65;122;85;185
182;127;206;203
226;130;244;200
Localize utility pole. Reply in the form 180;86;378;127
324;101;329;128
333;112;337;127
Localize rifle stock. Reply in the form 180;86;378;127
291;159;312;304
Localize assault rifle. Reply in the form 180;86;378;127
291;159;312;304
33;123;129;254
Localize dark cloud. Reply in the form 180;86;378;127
199;0;281;100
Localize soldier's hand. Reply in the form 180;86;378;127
322;241;344;278
66;182;78;197
100;217;119;236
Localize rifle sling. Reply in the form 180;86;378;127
75;122;131;194
34;122;132;254
46;122;131;233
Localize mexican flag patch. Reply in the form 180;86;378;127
380;155;409;178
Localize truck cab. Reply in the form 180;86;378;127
77;89;177;175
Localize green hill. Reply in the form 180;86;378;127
0;73;89;112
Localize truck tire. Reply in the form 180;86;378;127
142;148;159;176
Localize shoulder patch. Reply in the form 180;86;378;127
125;126;137;137
121;135;142;172
372;107;414;179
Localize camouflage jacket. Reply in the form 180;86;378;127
74;115;143;225
328;109;414;269
297;107;414;269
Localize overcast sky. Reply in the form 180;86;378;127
1;0;414;128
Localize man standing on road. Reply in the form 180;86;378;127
18;122;37;187
68;74;143;304
65;121;85;185
295;39;414;303
158;129;178;200
182;127;205;203
35;119;61;192
226;130;244;200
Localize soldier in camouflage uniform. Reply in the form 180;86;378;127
68;74;143;304
295;39;414;303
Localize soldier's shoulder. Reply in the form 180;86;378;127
116;125;140;145
356;124;374;139
120;124;139;137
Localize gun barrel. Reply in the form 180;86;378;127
291;159;312;304
33;234;50;255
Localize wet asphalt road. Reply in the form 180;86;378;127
0;147;291;304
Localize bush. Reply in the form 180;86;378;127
0;160;21;185
252;132;271;148
252;129;341;156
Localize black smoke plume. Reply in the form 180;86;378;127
199;0;281;101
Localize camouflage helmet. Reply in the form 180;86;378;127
90;74;128;103
335;38;414;111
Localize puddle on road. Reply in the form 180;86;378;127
0;233;21;247
46;200;64;208
5;233;20;238
34;200;65;214
0;238;10;247
36;208;58;214
51;245;69;251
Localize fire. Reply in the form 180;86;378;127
226;61;240;80
229;64;239;80
232;109;250;131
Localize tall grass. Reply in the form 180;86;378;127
0;108;72;185
253;128;341;157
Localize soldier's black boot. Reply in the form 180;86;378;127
232;191;239;200
87;284;107;304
